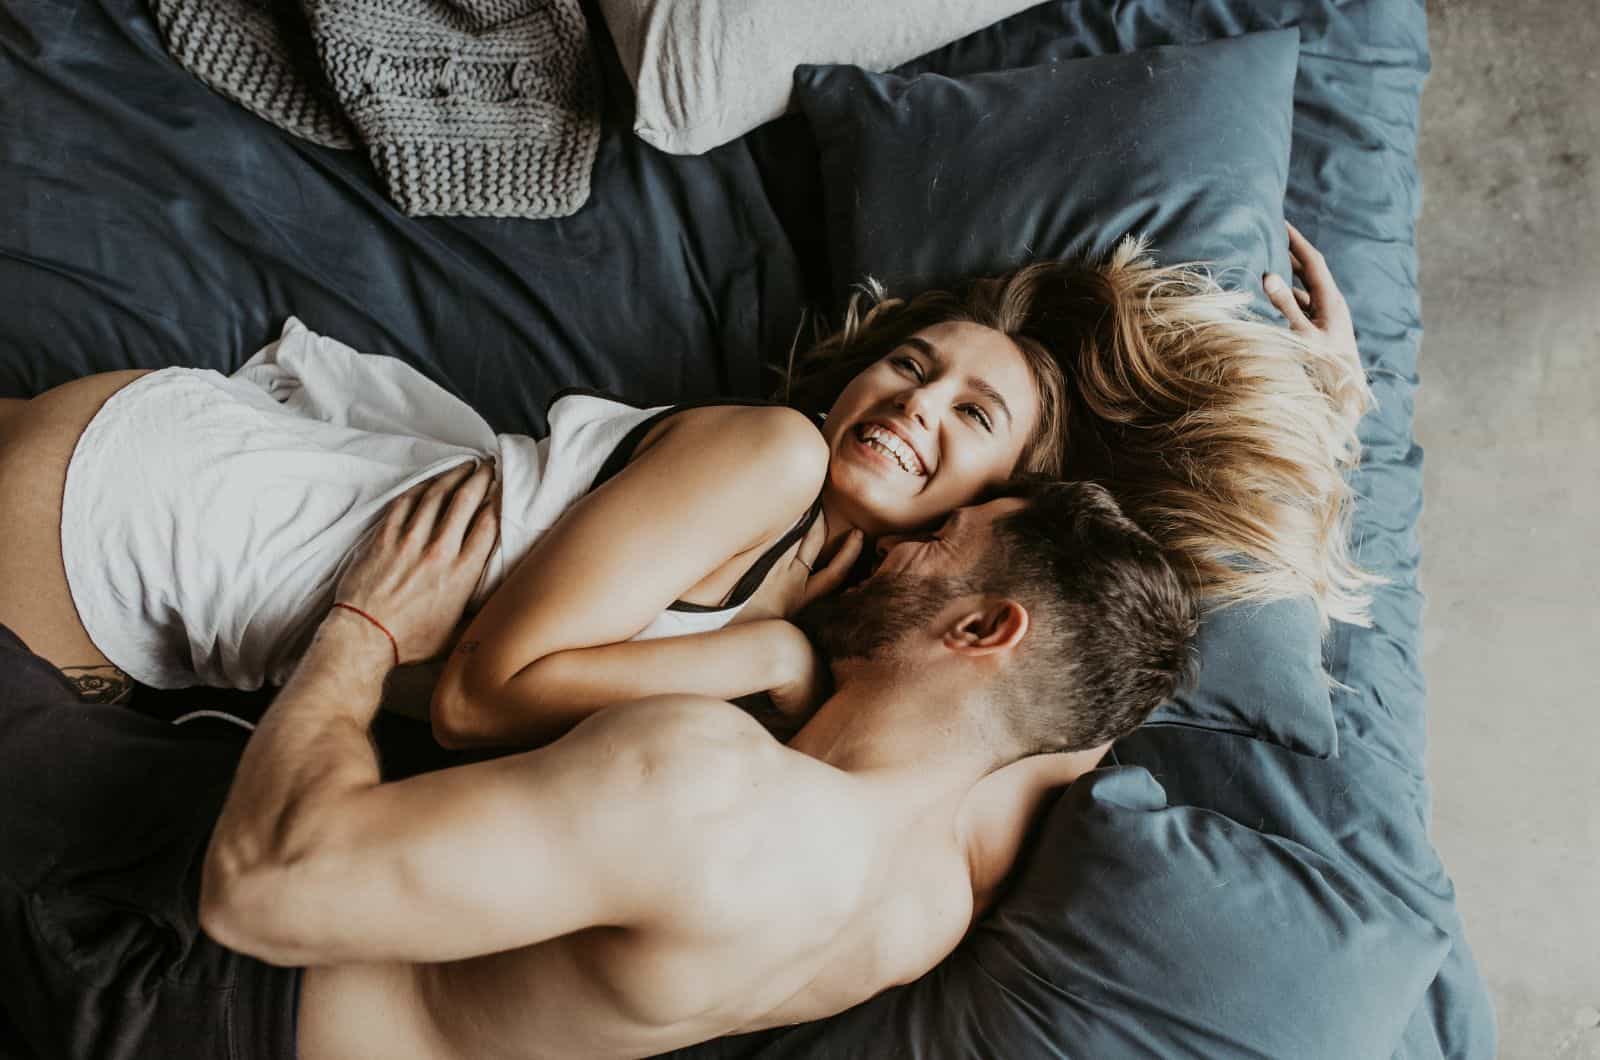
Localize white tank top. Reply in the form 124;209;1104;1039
60;318;817;690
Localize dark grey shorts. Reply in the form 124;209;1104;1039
0;623;299;1060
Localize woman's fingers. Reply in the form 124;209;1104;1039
796;511;828;572
1286;219;1315;260
1285;221;1345;316
1264;273;1312;331
805;529;863;603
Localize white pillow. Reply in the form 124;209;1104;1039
594;0;1038;155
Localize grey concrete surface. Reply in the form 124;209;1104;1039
1417;1;1600;1057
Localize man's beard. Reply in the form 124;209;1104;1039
793;573;971;666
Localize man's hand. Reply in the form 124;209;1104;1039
336;460;500;665
1263;221;1359;368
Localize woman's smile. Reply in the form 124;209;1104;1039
845;422;930;482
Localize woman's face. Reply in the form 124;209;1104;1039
821;320;1042;535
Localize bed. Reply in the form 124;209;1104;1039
0;0;1496;1056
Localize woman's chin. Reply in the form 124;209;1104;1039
821;476;927;536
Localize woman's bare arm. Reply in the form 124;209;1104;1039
431;404;829;748
201;468;783;967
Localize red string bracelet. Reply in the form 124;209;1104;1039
331;602;399;668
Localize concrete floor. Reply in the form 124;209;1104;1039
1416;0;1600;1057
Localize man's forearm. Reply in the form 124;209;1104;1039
434;618;805;748
200;609;393;962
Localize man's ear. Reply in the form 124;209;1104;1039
943;599;1029;657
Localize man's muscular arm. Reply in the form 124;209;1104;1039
200;463;768;968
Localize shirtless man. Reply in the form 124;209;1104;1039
0;464;1195;1059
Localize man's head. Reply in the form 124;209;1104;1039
795;479;1199;760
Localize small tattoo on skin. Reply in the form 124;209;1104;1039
59;665;134;705
456;640;480;655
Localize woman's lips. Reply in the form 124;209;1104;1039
858;422;929;473
847;430;916;477
848;423;930;478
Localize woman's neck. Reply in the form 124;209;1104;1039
818;491;869;555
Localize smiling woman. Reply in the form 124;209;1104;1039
786;236;1376;628
818;319;1049;537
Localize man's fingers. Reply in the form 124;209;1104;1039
462;487;500;569
805;529;863;603
437;462;495;554
405;460;479;540
382;475;436;546
1264;274;1312;331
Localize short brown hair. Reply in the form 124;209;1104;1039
977;478;1199;755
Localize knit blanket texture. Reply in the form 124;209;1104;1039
148;0;601;218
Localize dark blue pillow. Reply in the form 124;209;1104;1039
793;31;1298;316
793;32;1340;758
1146;595;1336;757
925;767;1447;1058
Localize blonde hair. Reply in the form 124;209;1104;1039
782;237;1378;629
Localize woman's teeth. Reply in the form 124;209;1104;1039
855;424;925;476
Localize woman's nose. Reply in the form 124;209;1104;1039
894;387;936;429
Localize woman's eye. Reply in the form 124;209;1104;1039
891;355;925;380
961;405;993;431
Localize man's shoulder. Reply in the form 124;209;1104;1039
587;694;777;757
561;696;855;836
594;702;866;910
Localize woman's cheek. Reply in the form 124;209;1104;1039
941;457;980;502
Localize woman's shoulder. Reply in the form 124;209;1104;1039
644;402;827;482
676;401;823;444
637;406;826;557
550;391;822;451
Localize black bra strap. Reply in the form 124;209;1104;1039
712;498;825;611
572;394;827;614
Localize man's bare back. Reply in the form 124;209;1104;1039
294;696;998;1060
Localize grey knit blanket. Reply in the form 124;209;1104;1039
149;0;600;218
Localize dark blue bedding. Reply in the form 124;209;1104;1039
0;0;804;430
0;0;1492;1056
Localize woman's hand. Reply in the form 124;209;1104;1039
335;461;500;665
1264;221;1359;367
765;620;832;723
739;514;864;623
